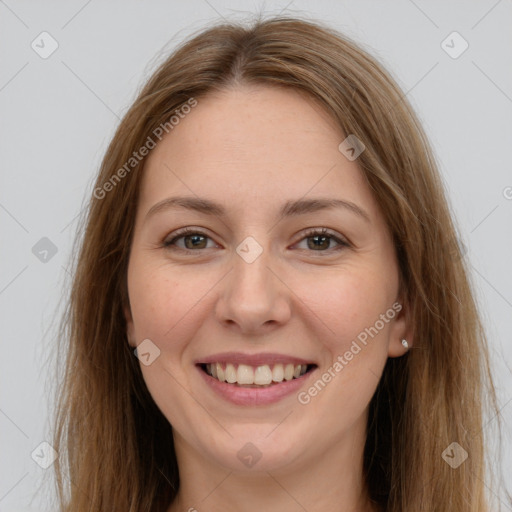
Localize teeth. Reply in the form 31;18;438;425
272;363;284;383
237;364;254;384
225;363;237;383
216;362;225;382
204;363;309;385
254;365;273;385
284;363;295;381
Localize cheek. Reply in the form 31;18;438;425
296;269;394;420
127;262;206;425
128;261;188;341
301;262;396;348
127;259;220;348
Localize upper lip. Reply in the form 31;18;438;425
195;352;316;367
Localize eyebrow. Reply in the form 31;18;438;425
145;196;371;224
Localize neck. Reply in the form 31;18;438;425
167;414;379;512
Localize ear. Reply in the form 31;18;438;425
124;304;137;348
387;299;414;358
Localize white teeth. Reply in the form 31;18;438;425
272;363;284;382
284;363;295;381
254;365;273;385
205;362;309;385
237;364;254;384
225;363;237;383
216;362;225;382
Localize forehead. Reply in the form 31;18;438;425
138;84;380;223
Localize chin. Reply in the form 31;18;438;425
202;428;306;473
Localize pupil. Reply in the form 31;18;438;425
308;235;329;250
185;235;206;249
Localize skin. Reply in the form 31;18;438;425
124;84;413;512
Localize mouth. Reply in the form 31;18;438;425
197;362;317;388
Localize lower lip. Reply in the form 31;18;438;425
197;365;317;406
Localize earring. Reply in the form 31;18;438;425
401;339;409;349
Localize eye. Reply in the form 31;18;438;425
162;227;350;254
293;227;349;254
163;227;218;252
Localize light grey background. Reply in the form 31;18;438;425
1;1;511;510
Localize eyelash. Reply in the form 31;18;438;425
162;227;350;255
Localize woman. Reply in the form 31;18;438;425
52;15;503;511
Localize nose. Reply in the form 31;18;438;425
215;243;292;335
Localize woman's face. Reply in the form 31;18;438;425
125;84;410;474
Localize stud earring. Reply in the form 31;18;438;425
401;339;409;349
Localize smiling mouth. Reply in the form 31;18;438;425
198;362;317;387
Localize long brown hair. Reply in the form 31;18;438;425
50;14;504;511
